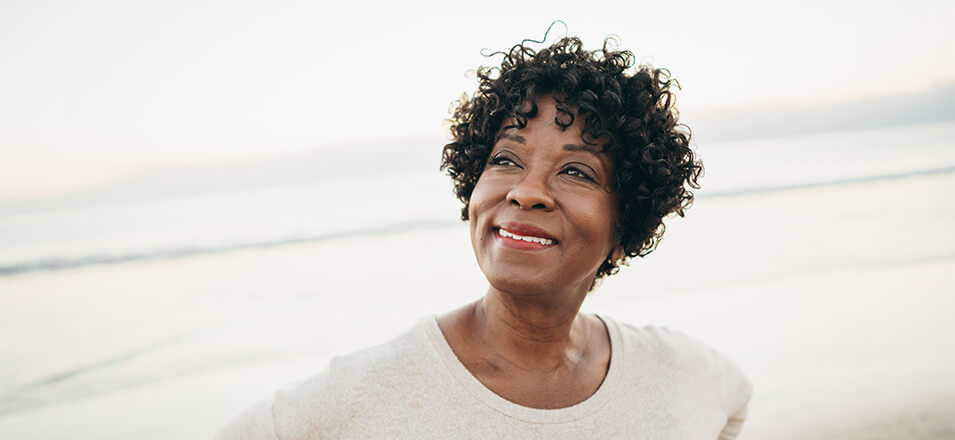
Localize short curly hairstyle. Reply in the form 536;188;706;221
440;32;702;283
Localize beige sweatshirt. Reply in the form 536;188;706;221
217;315;753;439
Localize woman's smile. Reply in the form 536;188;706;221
493;223;559;250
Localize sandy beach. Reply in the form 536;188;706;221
1;159;954;438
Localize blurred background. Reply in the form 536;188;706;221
1;1;953;438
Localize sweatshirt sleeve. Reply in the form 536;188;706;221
718;402;750;440
717;356;754;440
215;398;280;440
216;358;352;440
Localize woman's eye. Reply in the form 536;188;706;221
563;167;596;181
490;156;518;167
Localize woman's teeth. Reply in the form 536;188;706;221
498;228;555;245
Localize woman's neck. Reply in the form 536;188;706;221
469;287;593;372
435;285;612;409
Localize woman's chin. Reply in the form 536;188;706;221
491;281;549;297
483;271;590;300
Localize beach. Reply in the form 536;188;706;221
1;122;953;438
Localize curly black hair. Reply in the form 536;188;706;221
440;31;702;283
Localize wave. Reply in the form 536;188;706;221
1;166;953;277
703;165;955;198
0;219;458;277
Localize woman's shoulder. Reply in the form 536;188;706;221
617;321;723;360
614;320;740;366
284;319;436;398
609;317;754;415
217;318;438;440
321;318;434;380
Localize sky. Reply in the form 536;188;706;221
0;0;952;200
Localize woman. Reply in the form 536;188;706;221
218;33;753;439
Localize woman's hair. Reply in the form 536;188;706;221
441;29;703;283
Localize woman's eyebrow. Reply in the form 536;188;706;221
563;143;600;155
499;133;526;143
499;132;602;159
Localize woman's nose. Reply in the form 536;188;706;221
505;171;555;210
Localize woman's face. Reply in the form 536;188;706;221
469;95;619;296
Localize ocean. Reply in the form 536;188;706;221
2;121;952;276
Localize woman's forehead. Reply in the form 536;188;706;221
495;123;613;155
497;95;613;147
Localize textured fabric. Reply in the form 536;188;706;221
217;315;753;439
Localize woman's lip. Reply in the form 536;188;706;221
493;228;557;250
496;222;558;241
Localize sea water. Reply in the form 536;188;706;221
1;121;952;276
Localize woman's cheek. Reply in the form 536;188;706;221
469;175;501;216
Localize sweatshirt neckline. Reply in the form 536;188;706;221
423;313;624;424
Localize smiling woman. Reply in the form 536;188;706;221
467;96;620;298
217;30;752;440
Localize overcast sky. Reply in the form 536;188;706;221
1;0;952;199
